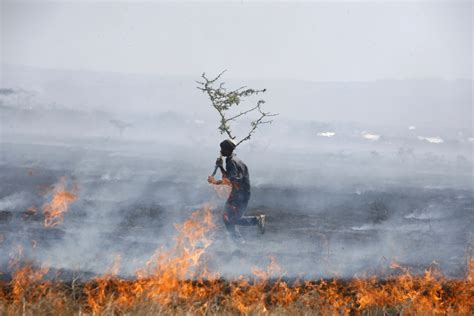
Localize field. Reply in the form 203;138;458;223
1;2;473;313
0;138;473;315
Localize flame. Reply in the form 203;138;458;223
1;203;473;314
42;177;77;228
84;205;218;313
211;177;232;199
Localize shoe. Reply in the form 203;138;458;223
257;215;266;234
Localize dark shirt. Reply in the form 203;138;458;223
225;155;250;197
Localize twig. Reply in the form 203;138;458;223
196;71;277;146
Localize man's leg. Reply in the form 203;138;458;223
236;215;265;234
233;198;266;234
235;216;258;226
223;203;245;244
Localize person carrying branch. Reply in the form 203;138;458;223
197;70;277;244
208;139;265;244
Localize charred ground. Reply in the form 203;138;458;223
0;138;472;280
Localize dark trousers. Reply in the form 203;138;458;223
223;193;257;237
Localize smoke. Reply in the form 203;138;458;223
0;192;33;211
0;66;472;280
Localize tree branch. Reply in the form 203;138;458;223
197;71;277;146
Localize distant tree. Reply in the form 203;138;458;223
368;199;390;224
0;88;36;107
109;119;132;136
0;88;15;95
196;70;277;147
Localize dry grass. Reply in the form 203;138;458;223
0;274;472;316
1;208;472;315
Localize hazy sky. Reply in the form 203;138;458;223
1;0;472;81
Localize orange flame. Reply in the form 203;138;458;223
42;177;77;228
211;177;232;199
2;203;473;315
81;205;219;313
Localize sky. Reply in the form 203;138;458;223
1;0;472;82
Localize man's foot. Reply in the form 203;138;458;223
257;215;266;234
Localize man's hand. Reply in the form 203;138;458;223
215;157;224;168
208;175;231;186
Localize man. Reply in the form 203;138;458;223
208;139;265;244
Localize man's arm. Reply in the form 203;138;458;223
218;165;228;178
208;158;234;186
207;157;238;186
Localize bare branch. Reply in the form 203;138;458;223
226;104;260;122
235;105;278;147
197;71;277;146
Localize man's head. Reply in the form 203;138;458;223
220;139;236;157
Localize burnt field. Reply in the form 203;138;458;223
1;2;473;312
0;138;473;315
0;139;472;280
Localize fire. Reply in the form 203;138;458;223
83;205;218;313
1;203;473;314
42;177;77;228
210;177;232;199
